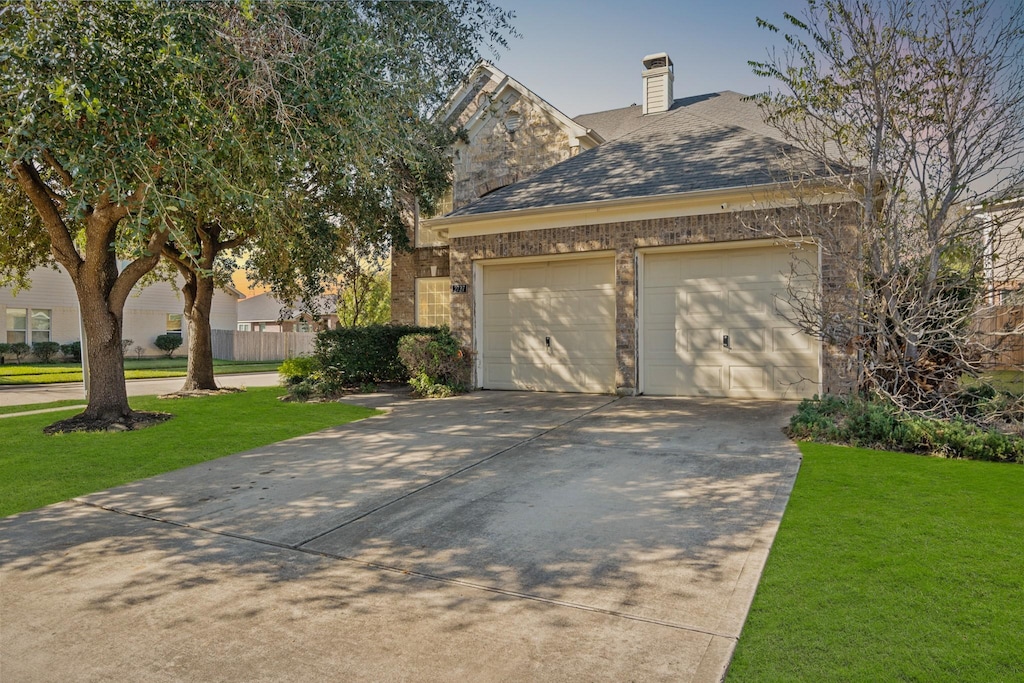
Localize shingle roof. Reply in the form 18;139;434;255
450;91;829;217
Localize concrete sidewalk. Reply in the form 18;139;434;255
0;371;281;407
0;391;800;682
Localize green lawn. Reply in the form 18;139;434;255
0;386;377;517
728;443;1024;682
0;358;281;385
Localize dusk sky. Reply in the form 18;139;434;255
487;0;803;117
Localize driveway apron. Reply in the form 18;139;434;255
0;391;800;682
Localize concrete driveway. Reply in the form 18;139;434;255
0;391;800;682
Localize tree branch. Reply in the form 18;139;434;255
10;159;82;273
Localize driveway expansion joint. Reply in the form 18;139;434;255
290;394;622;549
73;491;737;641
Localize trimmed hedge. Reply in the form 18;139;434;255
32;341;61;363
789;394;1024;464
314;324;440;386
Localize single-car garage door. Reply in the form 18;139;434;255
641;244;820;399
482;256;615;393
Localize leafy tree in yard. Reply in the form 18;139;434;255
751;0;1024;416
0;1;513;426
156;1;511;391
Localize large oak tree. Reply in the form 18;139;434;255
1;0;512;424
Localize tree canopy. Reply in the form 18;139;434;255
0;0;513;428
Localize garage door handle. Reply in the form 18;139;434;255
545;336;551;348
723;334;731;349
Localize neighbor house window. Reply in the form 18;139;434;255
415;277;450;327
6;307;27;344
5;307;50;344
166;313;182;336
31;309;51;343
237;322;252;331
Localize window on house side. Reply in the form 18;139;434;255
416;277;451;327
30;309;51;343
415;190;453;247
6;307;27;344
167;313;183;335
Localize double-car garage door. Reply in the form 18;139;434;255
480;244;820;399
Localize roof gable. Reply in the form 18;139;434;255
447;95;830;218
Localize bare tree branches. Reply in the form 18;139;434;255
751;0;1024;418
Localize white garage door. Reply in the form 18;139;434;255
641;244;820;399
482;257;615;393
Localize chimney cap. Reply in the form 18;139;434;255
642;53;673;70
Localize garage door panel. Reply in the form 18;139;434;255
730;328;765;352
688;327;724;352
642;245;820;399
686;290;725;316
729;366;769;392
483;257;615;394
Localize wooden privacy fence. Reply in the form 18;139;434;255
212;329;316;361
973;305;1024;369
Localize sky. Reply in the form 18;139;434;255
483;0;803;117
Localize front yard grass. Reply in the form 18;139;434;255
0;358;281;385
728;443;1024;682
0;386;378;517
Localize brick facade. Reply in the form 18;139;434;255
449;206;859;396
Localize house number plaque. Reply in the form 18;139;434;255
451;283;469;294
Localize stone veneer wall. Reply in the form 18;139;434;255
452;92;576;210
448;205;860;396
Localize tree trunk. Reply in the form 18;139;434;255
181;275;219;391
78;280;132;421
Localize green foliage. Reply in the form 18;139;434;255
278;355;320;386
31;341;60;363
336;268;391;328
60;341;81;362
0;343;9;362
397;329;473;398
789;394;1024;463
314;324;437;386
153;334;183;358
8;342;30;363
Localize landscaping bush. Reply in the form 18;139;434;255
397;328;473;398
120;339;134;357
314;324;437;386
31;341;61;363
279;355;319;386
60;341;82;362
0;342;9;364
153;334;183;358
788;394;1024;464
8;342;30;364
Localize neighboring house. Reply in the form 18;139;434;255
393;52;858;399
236;292;338;333
1;266;241;359
973;188;1024;304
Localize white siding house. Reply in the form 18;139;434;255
1;266;241;359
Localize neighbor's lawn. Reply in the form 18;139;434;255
0;386;378;517
0;358;281;385
728;443;1024;682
